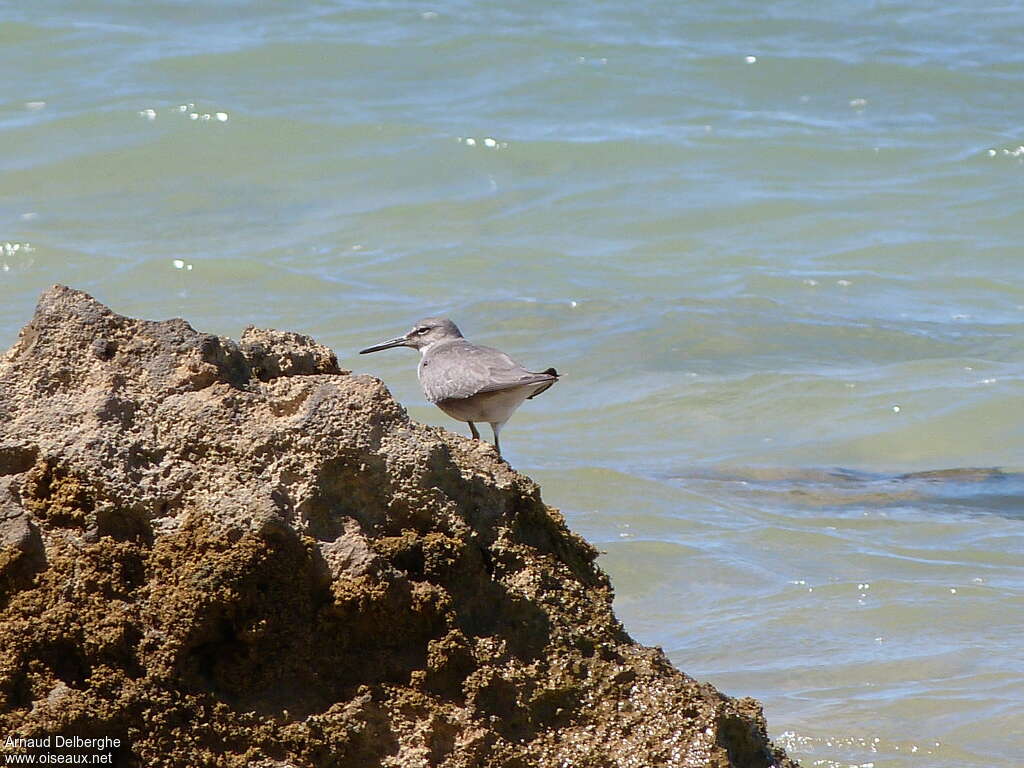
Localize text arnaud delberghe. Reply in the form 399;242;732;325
5;735;122;751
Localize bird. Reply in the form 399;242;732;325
359;317;558;457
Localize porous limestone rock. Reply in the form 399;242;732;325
0;285;796;768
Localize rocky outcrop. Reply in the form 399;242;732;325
0;286;796;768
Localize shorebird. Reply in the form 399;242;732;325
359;317;558;457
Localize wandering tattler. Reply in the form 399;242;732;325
359;318;559;457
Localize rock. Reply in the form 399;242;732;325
0;482;45;605
0;285;797;767
239;326;344;382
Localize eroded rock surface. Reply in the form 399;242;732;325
0;286;796;768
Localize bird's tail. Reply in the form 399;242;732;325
527;368;559;399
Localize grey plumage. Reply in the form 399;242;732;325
359;317;558;456
419;339;555;402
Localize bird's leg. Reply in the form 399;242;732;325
468;421;480;440
490;422;503;458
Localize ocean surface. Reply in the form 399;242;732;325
2;2;1022;765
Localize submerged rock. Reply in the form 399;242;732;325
0;285;796;767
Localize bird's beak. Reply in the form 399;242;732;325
359;335;410;354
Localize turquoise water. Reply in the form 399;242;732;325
2;2;1023;765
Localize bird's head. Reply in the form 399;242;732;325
359;317;464;354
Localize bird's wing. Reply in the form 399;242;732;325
421;342;556;403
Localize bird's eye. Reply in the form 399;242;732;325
414;327;429;335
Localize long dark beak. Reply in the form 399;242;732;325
359;335;409;354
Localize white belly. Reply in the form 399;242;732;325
435;384;542;424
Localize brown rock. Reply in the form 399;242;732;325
0;285;797;767
0;482;45;605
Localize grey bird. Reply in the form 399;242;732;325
359;317;558;457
